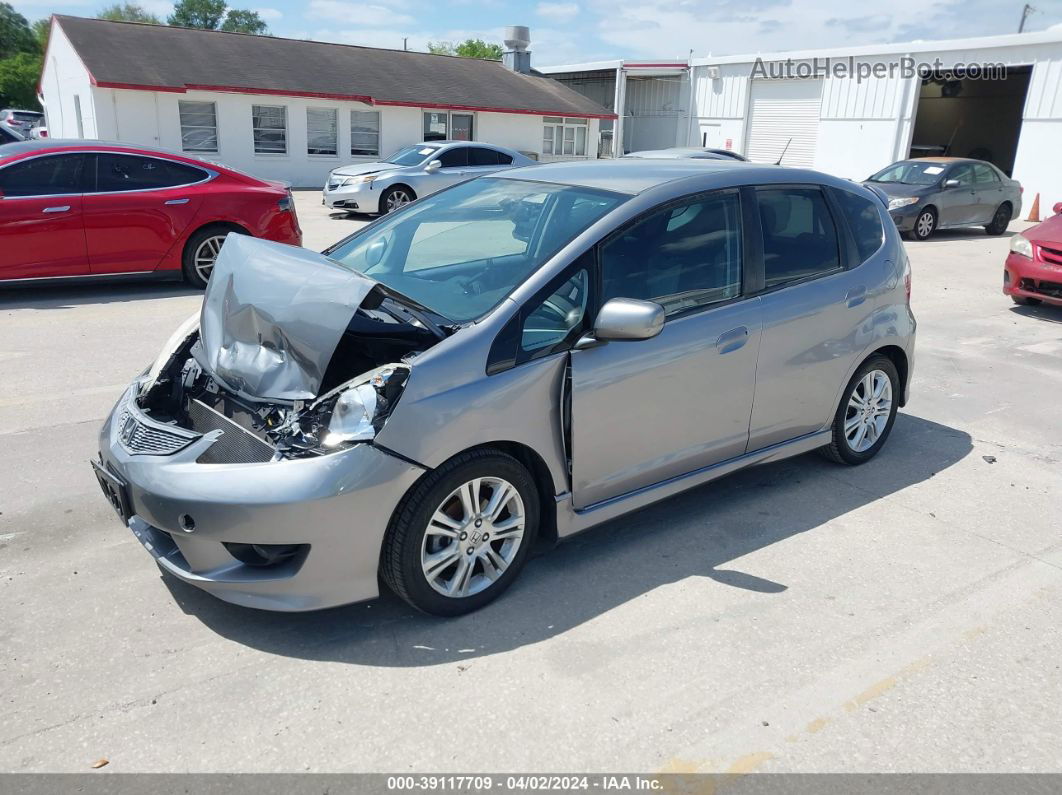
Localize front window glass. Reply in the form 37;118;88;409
522;269;589;353
327;177;626;324
386;145;438;166
0;154;83;196
868;161;946;186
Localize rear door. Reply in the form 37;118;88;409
747;185;881;450
83;152;209;274
0;153;88;280
971;163;1005;223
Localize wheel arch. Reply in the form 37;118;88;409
871;345;909;407
182;220;250;259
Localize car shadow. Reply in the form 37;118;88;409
912;229;1014;243
164;413;972;666
0;281;200;310
1009;303;1062;323
328;209;378;222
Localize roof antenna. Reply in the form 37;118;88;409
774;138;792;165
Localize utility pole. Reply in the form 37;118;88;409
403;37;408;51
1019;4;1036;33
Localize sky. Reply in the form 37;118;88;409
12;0;1062;66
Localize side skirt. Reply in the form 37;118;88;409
554;428;832;539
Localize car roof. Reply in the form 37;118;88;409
0;139;186;157
496;158;845;195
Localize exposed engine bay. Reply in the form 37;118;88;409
131;235;449;462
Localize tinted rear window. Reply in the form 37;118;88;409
757;188;841;288
834;188;884;263
469;147;501;166
93;154;207;192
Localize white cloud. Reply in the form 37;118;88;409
139;0;174;17
254;7;283;21
536;2;579;21
307;0;415;27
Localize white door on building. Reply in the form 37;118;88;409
745;79;823;167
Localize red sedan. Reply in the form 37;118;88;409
0;140;301;288
1005;202;1062;308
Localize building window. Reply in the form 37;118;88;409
423;111;448;141
252;104;287;154
178;100;218;153
306;108;338;156
542;116;588;157
350;110;380;157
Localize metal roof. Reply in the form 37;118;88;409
52;16;615;119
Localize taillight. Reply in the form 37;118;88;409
278;194;293;212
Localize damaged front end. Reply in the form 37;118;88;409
131;235;445;463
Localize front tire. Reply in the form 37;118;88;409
380;185;415;214
381;449;539;616
985;203;1012;235
908;208;937;241
182;226;237;289
819;355;900;465
1011;295;1041;306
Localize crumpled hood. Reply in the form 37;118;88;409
331;162;402;178
199;234;377;402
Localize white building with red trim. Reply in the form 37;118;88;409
38;16;614;187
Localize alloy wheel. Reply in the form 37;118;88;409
420;477;525;598
386;190;412;212
193;234;227;283
844;369;893;453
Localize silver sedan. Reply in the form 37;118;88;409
323;140;535;214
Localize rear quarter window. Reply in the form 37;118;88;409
834;188;885;264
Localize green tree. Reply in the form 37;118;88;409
168;0;226;29
427;38;502;59
0;51;42;109
31;18;49;50
98;3;163;24
1;2;38;57
219;8;268;34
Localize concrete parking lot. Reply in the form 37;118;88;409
2;191;1061;773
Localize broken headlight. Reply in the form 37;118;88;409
273;364;409;455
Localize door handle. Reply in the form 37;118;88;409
164;198;190;205
846;286;867;308
42;205;71;213
715;326;749;354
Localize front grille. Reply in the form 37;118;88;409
1039;244;1062;267
187;399;276;464
117;408;195;455
1020;277;1062;298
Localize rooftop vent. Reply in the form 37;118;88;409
503;26;532;73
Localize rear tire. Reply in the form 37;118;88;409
182;225;238;289
381;449;539;616
819;355;900;465
985;203;1012;235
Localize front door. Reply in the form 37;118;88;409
570;189;762;509
936;163;979;226
0;153;88;280
82;152;206;274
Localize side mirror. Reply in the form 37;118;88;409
1053;201;1062;216
943;179;961;189
425;160;442;173
576;298;665;349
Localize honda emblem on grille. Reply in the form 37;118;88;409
119;415;138;446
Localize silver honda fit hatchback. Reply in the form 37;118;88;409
94;160;915;616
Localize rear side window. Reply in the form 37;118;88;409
469;148;501;166
756;188;840;288
973;164;999;183
833;188;884;264
0;154;84;197
93;154;207;192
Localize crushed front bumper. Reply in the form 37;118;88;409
95;387;425;611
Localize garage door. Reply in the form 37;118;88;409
745;79;823;167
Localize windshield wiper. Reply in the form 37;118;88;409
380;295;449;340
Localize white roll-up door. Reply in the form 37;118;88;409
745;79;823;167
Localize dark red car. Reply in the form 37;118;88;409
0;140;301;288
1005;202;1062;308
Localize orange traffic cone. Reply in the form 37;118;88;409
1026;193;1040;222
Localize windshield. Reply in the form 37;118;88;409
868;162;946;186
386;145;440;167
326;177;628;324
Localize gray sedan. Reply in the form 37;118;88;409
864;157;1022;241
323;140;535;214
95;159;915;616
